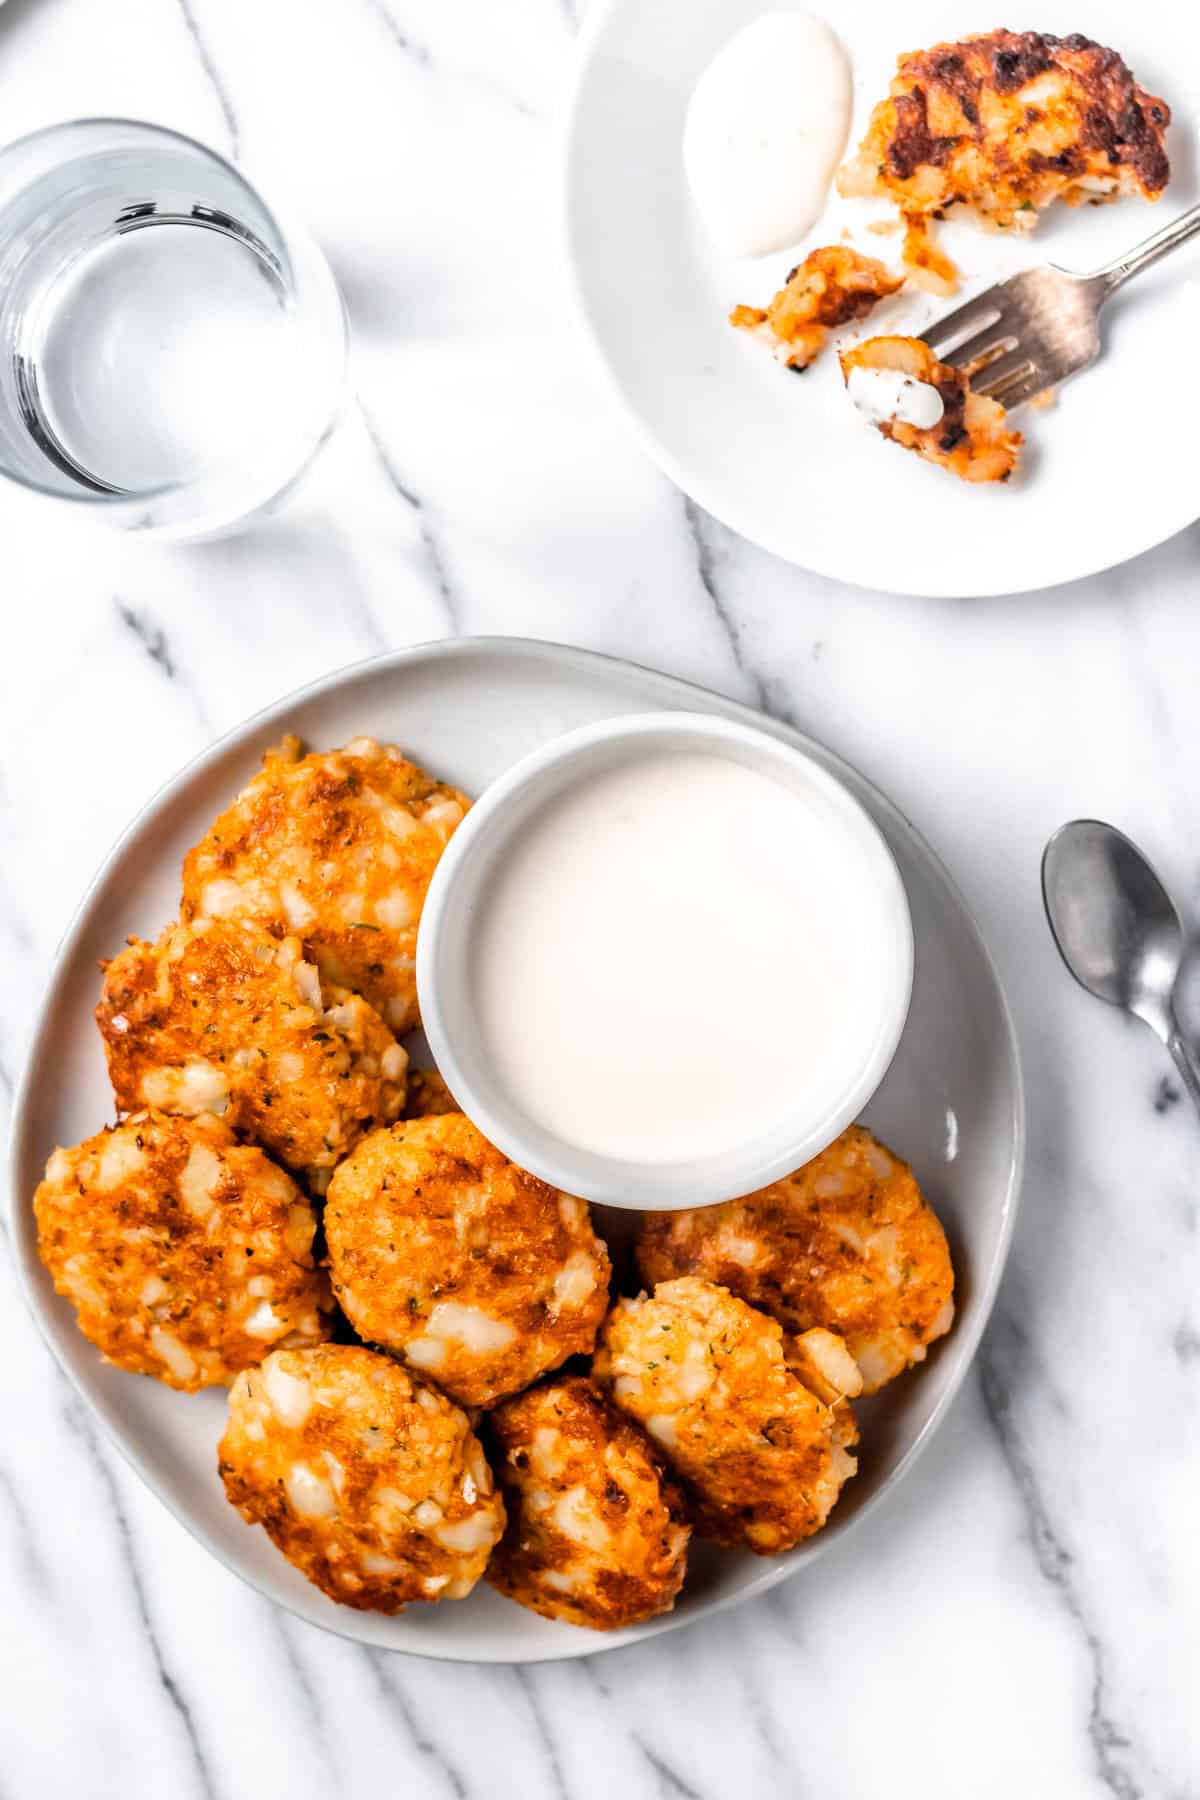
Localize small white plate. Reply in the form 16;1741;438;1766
564;0;1200;596
8;639;1023;1662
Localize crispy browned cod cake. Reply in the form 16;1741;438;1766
96;917;407;1191
593;1277;857;1554
220;1345;504;1612
637;1125;955;1396
181;735;469;1036
486;1377;690;1630
840;336;1022;483
325;1114;611;1408
33;1110;327;1390
838;31;1170;289
730;245;904;370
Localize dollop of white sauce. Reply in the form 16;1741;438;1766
847;366;945;430
469;750;898;1165
683;12;852;258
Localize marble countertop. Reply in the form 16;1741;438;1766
0;0;1196;1795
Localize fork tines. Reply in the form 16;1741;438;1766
918;265;1089;410
918;278;1036;404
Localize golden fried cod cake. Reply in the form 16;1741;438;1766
325;1114;611;1408
593;1277;856;1554
33;1110;327;1390
838;31;1170;288
730;245;903;371
840;336;1022;483
486;1377;690;1630
96;917;407;1190
637;1125;955;1395
219;1345;504;1612
181;735;469;1035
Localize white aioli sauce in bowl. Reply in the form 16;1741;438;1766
417;714;913;1209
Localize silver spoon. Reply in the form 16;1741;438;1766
1042;819;1200;1113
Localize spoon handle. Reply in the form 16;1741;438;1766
1166;1020;1200;1117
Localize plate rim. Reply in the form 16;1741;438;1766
7;635;1026;1662
559;0;1196;598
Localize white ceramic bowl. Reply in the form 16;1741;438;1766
417;710;913;1208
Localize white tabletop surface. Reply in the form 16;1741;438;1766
0;2;1196;1797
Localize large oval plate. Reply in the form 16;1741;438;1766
564;0;1200;595
8;639;1023;1661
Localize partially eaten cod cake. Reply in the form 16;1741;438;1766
730;245;903;370
837;29;1171;292
840;335;1023;483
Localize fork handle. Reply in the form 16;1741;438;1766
1093;201;1200;297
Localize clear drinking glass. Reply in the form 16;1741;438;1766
0;119;347;535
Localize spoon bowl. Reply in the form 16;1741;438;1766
1042;817;1200;1111
1042;819;1183;1032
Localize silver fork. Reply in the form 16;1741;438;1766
920;201;1200;411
